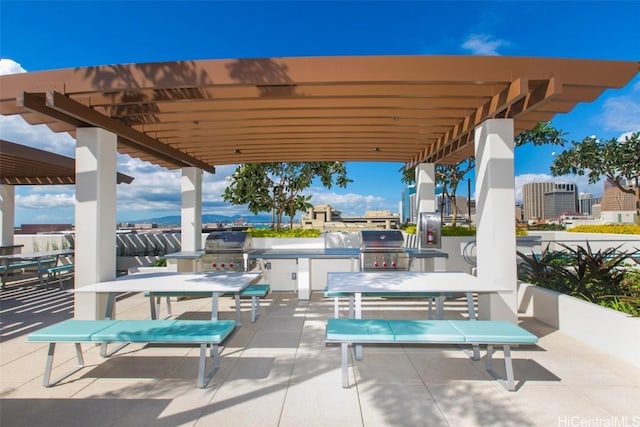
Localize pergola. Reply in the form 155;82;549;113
1;55;637;320
0;139;133;245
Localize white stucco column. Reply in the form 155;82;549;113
181;167;202;252
415;163;437;215
74;128;117;320
474;119;517;322
0;185;15;246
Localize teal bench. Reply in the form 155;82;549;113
39;264;74;289
27;318;236;388
1;258;56;288
324;289;453;320
325;318;538;391
148;284;271;323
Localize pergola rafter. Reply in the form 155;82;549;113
0;56;636;171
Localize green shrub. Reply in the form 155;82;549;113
249;228;322;238
441;226;476;236
152;258;167;267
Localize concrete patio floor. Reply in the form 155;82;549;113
1;278;639;427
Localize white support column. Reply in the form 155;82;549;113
415;163;436;248
0;185;15;246
474;119;517;322
415;163;437;214
181;167;202;253
74;128;117;320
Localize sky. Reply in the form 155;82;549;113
1;1;639;225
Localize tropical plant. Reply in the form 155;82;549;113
517;243;640;316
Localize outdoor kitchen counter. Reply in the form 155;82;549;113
164;251;204;272
248;248;360;259
404;248;449;259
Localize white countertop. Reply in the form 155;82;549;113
326;271;511;293
73;271;261;293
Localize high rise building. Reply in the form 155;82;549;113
523;182;578;221
400;185;416;223
601;178;636;211
579;193;601;216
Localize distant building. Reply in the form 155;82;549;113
523;182;578;221
599;178;638;224
301;204;400;230
16;224;73;234
578;193;601;216
401;185;416;224
601;179;636;211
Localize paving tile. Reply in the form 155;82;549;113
2;288;640;427
357;382;448;427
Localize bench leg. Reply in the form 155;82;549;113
341;342;349;388
235;293;242;326
198;343;221;388
485;344;516;391
333;297;339;319
43;343;85;387
166;296;172;316
466;292;476;320
250;296;258;323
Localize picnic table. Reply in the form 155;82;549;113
73;271;262;324
0;249;74;288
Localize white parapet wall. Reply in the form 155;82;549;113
518;282;640;369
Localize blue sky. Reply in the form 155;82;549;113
1;1;639;225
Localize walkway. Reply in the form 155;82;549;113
1;281;638;426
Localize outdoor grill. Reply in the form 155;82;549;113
360;230;410;271
200;231;256;272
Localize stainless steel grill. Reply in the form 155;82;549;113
200;231;256;272
360;230;410;271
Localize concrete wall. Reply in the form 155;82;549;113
518;282;640;369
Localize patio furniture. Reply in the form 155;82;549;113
40;263;75;289
146;283;271;322
0;249;73;288
326;271;513;360
28;318;235;388
73;271;262;325
325;318;538;391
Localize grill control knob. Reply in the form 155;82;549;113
229;262;235;268
211;263;217;268
382;261;388;267
220;263;225;268
373;261;379;268
391;261;397;267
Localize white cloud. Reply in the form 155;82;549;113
461;34;508;56
0;59;25;75
307;188;389;216
16;193;75;209
514;173;605;203
601;80;640;133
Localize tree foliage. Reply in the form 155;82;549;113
223;162;352;230
400;121;566;225
515;121;567;147
550;131;639;196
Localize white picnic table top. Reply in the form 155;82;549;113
73;271;261;294
326;271;511;294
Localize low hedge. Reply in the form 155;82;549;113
569;224;640;235
249;228;322;238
